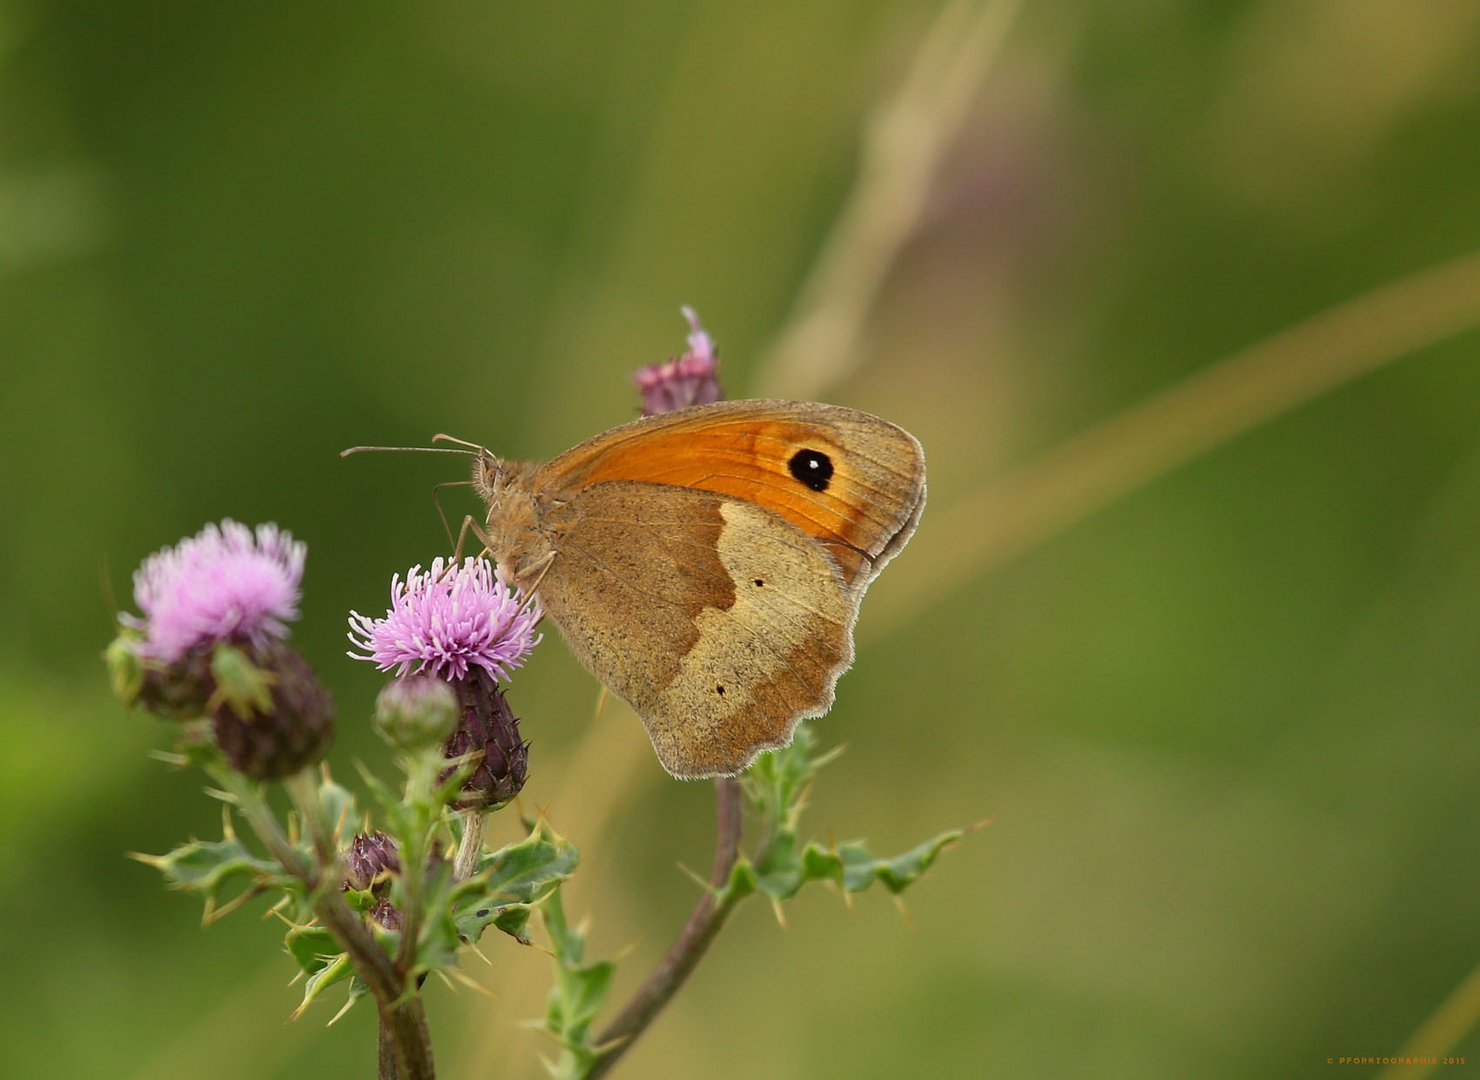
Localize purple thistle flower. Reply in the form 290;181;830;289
347;558;541;683
129;520;305;664
634;305;724;415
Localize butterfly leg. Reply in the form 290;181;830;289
449;513;496;564
430;480;480;556
515;550;558;596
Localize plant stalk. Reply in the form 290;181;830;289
453;810;485;882
588;778;744;1078
209;765;436;1080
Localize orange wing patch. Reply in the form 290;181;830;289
535;403;924;588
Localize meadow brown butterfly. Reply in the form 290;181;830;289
472;399;926;778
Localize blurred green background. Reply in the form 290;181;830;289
4;1;1480;1077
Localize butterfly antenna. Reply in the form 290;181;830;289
339;443;473;459
431;433;490;453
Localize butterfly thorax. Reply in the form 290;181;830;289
472;453;551;589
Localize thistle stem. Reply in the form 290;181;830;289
454;810;485;882
378;1001;435;1080
207;765;436;1080
378;1018;399;1079
589;778;744;1078
393;748;442;983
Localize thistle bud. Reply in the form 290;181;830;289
211;641;334;780
373;675;459;752
443;670;528;810
368;897;404;933
343;831;400;893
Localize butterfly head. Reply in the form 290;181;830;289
471;449;534;509
471;451;546;586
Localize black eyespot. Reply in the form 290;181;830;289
716;685;726;695
753;579;765;587
788;448;833;492
475;908;490;918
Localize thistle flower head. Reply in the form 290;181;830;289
346;558;541;682
128;520;305;664
634;305;723;415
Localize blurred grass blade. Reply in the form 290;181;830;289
871;247;1480;634
753;0;1022;400
1380;958;1480;1080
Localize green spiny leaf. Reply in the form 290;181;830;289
342;886;377;914
475;823;579;900
285;924;355;1018
833;832;961;894
743;829;963;903
294;954;354;1019
743;721;824;829
718;857;759;906
285;925;342;975
540;889;614;1080
453;821;579;946
422;845;460;962
736;723;964;907
134;834;286;907
750;827;804;899
544;887;584;964
493;904;535;943
417;904;463;977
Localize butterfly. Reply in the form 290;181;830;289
471;398;926;778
